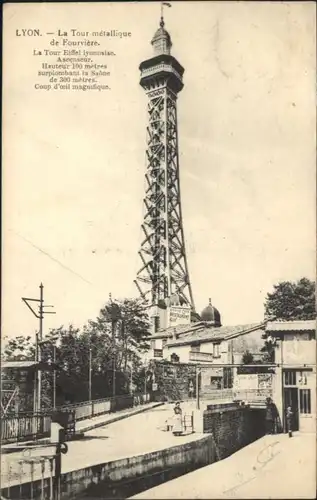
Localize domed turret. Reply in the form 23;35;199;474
201;299;221;327
151;17;172;55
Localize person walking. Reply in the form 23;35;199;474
286;406;293;438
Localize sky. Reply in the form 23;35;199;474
2;1;316;341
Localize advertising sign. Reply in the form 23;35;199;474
168;306;191;327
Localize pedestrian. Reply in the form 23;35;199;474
172;401;183;436
286;406;293;438
265;397;277;435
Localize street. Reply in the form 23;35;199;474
131;432;316;499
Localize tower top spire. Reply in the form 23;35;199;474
151;2;172;55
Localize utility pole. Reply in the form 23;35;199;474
53;343;57;410
38;283;43;412
106;295;121;400
22;283;55;413
196;366;201;410
130;365;133;396
112;320;116;399
89;347;92;402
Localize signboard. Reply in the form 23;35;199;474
152;383;158;391
168;306;191;327
153;349;163;358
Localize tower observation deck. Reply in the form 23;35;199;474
134;14;195;311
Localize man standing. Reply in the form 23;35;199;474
286;406;293;437
265;397;277;434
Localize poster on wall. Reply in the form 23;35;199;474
168;306;191;327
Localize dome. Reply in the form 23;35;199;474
201;299;221;327
151;18;172;55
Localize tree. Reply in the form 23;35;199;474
2;297;152;409
91;297;151;372
264;278;316;321
2;335;35;361
242;350;254;365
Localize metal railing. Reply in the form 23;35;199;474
1;414;51;445
198;388;273;405
200;388;234;400
233;388;273;403
53;392;151;421
1;393;152;445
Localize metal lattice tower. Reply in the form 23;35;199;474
134;15;195;310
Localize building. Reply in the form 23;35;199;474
146;299;268;398
149;299;266;364
266;320;316;433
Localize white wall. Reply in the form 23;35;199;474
163;344;191;363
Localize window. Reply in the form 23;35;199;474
299;389;311;414
191;344;200;353
210;376;222;389
213;344;220;357
162;339;167;347
284;370;296;386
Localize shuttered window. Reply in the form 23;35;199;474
299;389;311;414
284;370;296;386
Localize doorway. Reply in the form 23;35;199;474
283;388;299;431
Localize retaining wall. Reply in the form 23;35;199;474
4;435;214;500
203;403;266;459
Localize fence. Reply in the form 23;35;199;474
200;388;273;403
1;393;151;445
1;414;51;445
233;388;273;403
201;388;234;401
54;392;151;422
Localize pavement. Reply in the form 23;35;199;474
1;401;164;453
131;432;316;499
1;403;199;489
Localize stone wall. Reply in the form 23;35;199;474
203;403;266;460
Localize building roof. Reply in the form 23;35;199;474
266;320;316;332
166;322;266;347
150;321;206;340
1;360;59;371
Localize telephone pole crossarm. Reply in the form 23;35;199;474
22;298;40;318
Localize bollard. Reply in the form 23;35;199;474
40;459;45;500
49;458;54;500
53;428;68;500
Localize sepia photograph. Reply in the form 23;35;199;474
1;1;316;499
